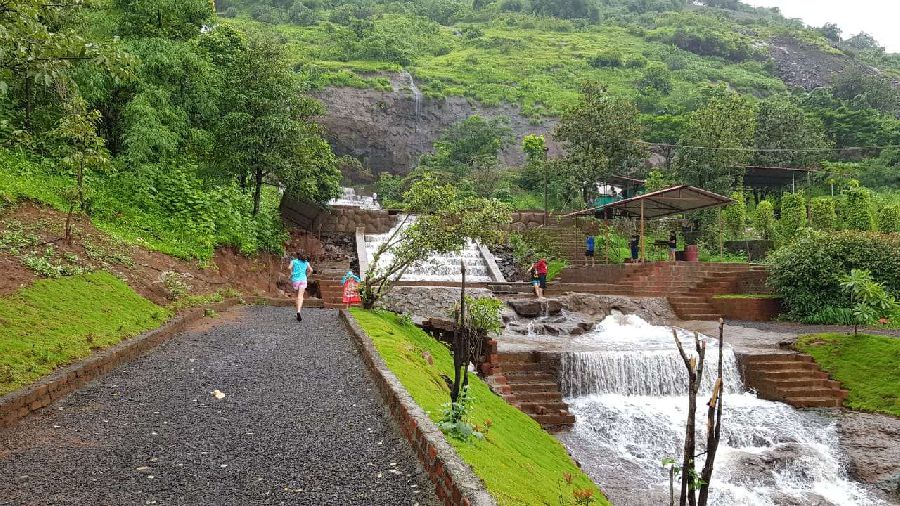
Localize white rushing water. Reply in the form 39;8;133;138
557;312;885;506
363;215;493;282
401;69;422;129
328;187;381;209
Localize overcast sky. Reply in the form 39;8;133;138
743;0;900;53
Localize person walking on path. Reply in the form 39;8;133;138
668;231;677;262
585;234;595;267
530;258;548;299
289;252;312;321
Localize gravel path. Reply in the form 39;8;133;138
0;306;437;506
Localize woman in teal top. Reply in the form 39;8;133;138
288;252;312;321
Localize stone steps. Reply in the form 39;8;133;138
485;352;574;431
739;352;848;409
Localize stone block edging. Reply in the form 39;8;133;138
339;310;496;506
0;298;244;429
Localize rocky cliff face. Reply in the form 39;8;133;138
313;73;561;174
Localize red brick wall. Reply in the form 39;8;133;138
711;297;782;322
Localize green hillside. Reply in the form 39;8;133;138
221;0;899;122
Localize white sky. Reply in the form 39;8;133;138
743;0;900;53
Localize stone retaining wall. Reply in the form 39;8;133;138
378;286;494;324
340;310;495;506
0;299;244;428
281;195;396;234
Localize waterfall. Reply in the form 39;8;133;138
401;69;422;129
363;215;494;282
556;313;887;506
328;187;380;209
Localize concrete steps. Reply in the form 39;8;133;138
739;352;849;409
485;352;575;431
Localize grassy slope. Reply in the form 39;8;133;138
0;272;169;396
233;16;786;118
795;333;900;417
349;308;608;506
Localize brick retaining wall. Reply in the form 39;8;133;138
0;299;244;429
711;296;782;322
339;310;495;506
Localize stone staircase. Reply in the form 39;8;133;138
313;265;357;309
739;353;849;408
486;352;575;431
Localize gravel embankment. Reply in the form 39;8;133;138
0;306;436;505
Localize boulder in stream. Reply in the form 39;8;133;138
507;299;562;317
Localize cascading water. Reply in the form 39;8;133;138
363;215;494;282
328;187;380;209
556;312;886;506
401;69;422;130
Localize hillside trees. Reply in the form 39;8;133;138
555;82;647;204
753;95;830;168
419;115;512;185
114;0;213;39
212;30;340;214
675;86;756;193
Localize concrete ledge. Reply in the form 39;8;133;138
339;310;496;506
0;299;244;429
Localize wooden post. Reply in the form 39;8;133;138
718;208;724;259
604;219;610;264
640;198;645;263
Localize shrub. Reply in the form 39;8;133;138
768;229;900;322
753;201;776;240
843;181;876;231
877;204;900;233
809;197;837;230
639;62;673;94
589;49;623;68
776;192;807;243
722;190;746;240
840;268;898;335
625;55;648;68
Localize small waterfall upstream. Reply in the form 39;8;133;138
557;313;886;506
328;187;380;209
363;215;493;282
401;69;422;129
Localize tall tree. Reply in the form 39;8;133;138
555;82;647;204
212;29;339;213
753;95;830;168
114;0;213;40
675;86;756;193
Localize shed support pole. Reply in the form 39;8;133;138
640;199;645;263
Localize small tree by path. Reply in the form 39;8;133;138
359;175;510;309
671;319;725;506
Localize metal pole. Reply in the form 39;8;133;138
543;147;549;226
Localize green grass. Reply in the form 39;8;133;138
349;308;608;506
0;272;170;395
0;149;286;261
711;294;778;299
795;333;900;417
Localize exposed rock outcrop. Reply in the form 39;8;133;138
313;73;560;174
838;411;900;501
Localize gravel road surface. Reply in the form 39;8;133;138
0;306;436;506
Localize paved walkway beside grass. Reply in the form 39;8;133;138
0;306;436;505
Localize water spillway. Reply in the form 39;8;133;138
363;215;494;282
556;313;886;506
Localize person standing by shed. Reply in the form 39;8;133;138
585;234;595;267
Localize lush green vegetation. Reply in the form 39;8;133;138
795;333;900;417
1;0;342;261
349;308;607;505
0;272;169;395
